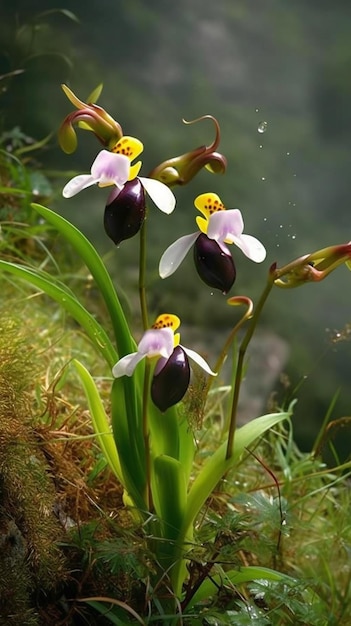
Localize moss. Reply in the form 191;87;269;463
0;315;67;624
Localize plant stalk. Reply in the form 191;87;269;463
225;272;276;459
142;361;152;511
139;216;149;331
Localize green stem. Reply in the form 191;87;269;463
225;273;276;460
143;361;152;511
206;297;254;399
139;213;151;509
139;217;149;331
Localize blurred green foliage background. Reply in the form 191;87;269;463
1;0;351;458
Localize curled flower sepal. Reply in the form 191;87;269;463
274;242;351;288
112;314;216;412
159;192;266;293
148;116;227;187
58;84;123;154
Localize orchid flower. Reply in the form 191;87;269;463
62;137;175;212
159;192;266;293
112;314;216;412
62;137;176;244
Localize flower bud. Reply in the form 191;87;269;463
193;233;236;293
274;242;351;288
104;179;146;245
151;346;190;412
58;84;123;154
148;116;227;187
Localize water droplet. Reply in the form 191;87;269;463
291;234;296;240
257;120;268;133
259;144;263;149
286;151;290;156
261;176;266;181
263;217;267;221
255;107;259;113
293;173;297;177
279;224;283;229
210;292;214;296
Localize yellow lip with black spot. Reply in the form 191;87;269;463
111;136;143;180
152;314;181;346
194;192;226;234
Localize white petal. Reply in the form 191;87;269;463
138;328;174;359
182;346;217;376
62;174;96;198
139;177;176;214
112;352;144;377
159;232;198;278
91;150;130;186
207;209;244;241
231;233;266;262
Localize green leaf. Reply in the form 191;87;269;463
0;186;31;195
148;403;195;484
171;411;290;596
30;205;146;510
110;377;146;512
31;203;134;358
153;455;187;541
0;260;117;367
178;412;196;485
186;565;296;610
184;412;290;536
73;360;122;481
152;455;188;580
149;403;180;460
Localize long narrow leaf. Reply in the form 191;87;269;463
152;455;188;582
31;203;134;357
153;455;187;542
186;565;296;610
110;377;146;511
0;260;117;367
171;411;290;596
30;204;142;484
73;359;122;481
184;412;290;535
